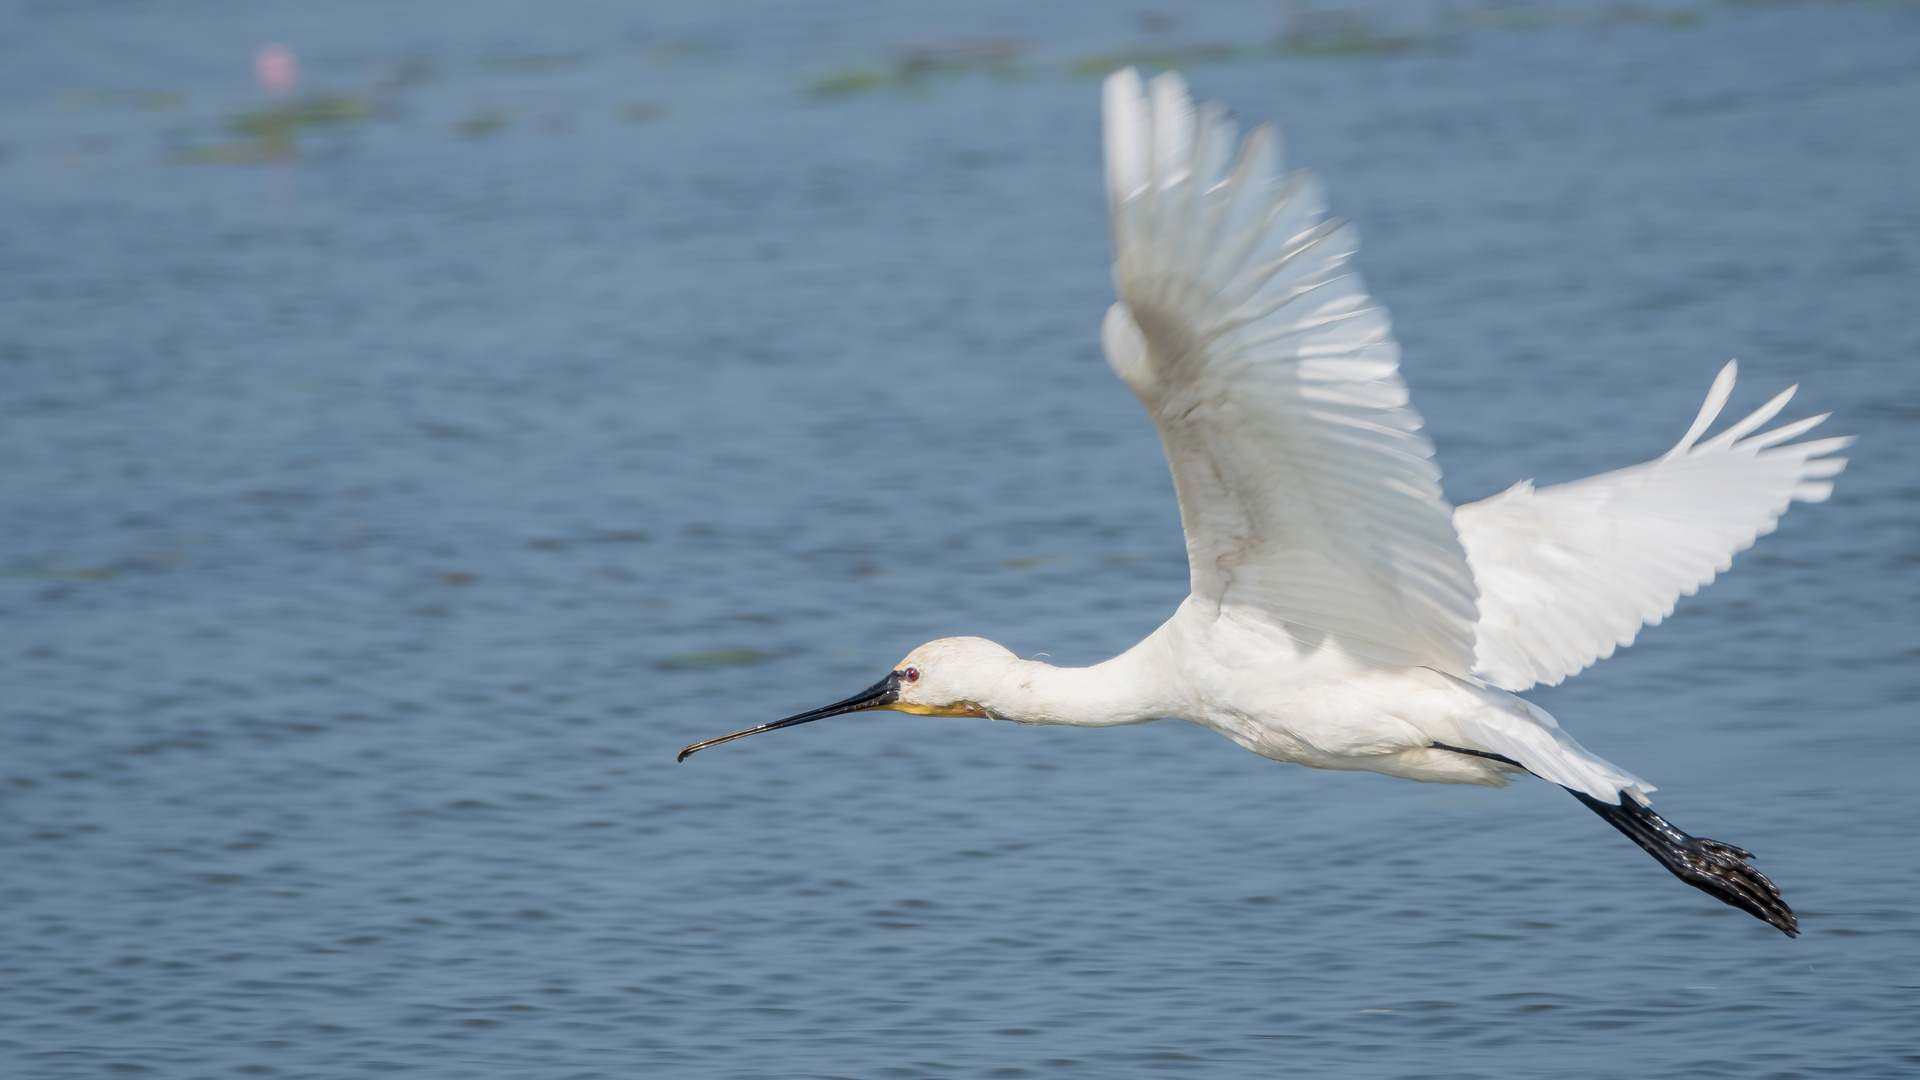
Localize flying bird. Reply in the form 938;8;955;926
680;69;1849;937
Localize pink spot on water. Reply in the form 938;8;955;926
254;44;297;98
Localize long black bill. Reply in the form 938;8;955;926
676;670;903;762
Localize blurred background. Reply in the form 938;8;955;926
2;1;1916;1077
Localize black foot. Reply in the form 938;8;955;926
1569;790;1798;937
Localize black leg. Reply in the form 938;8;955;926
1430;742;1797;937
1569;789;1797;937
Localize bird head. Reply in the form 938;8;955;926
676;636;1014;761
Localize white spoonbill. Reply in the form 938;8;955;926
681;69;1849;937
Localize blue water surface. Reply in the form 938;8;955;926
2;2;1917;1077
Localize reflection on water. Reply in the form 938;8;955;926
1;1;1916;1077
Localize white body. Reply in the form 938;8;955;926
884;72;1849;807
902;614;1637;799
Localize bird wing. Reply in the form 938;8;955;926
1456;361;1851;692
1101;69;1478;673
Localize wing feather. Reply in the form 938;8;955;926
1457;361;1852;691
1102;69;1478;672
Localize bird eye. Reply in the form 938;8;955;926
903;667;920;682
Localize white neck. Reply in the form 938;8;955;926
974;635;1179;727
